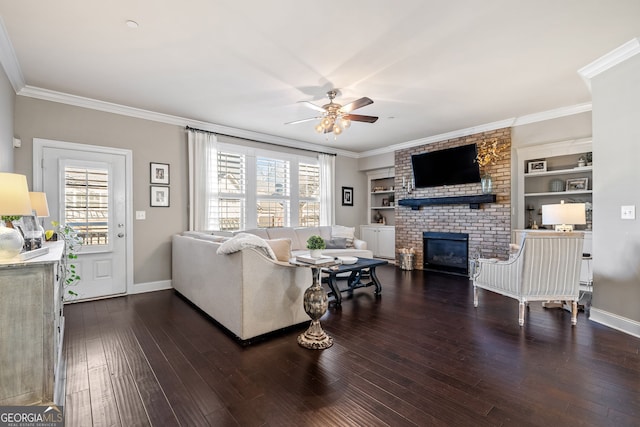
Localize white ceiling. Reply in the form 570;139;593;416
0;1;639;155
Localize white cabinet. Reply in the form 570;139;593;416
0;241;65;405
361;226;395;259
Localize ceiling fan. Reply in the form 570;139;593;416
286;90;378;136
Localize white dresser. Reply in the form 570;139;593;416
0;241;65;405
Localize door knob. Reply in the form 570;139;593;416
117;233;125;238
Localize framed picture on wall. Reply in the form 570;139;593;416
342;187;354;206
150;186;170;207
150;162;170;185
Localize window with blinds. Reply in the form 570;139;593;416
204;145;322;231
299;163;320;226
257;157;290;227
210;151;246;231
64;166;109;245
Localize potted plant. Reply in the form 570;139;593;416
306;235;326;259
51;221;83;299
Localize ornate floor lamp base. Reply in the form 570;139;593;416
297;320;333;350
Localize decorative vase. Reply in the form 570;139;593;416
310;249;322;259
481;174;493;194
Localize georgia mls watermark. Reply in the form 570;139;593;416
0;405;64;427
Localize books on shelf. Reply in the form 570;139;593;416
295;255;335;265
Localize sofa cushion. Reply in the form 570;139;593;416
324;237;347;249
332;225;356;248
217;233;276;260
265;238;292;262
267;227;301;249
293;227;322;251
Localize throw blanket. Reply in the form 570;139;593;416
216;233;276;260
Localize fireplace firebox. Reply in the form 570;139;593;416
423;232;469;276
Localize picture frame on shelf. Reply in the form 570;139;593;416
566;178;588;192
150;186;170;207
382;198;390;207
342;187;353;206
527;160;547;174
150;162;170;185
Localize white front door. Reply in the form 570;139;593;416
35;139;132;301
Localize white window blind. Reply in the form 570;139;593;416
211;151;246;231
299;162;320;227
64;166;109;245
257;157;290;227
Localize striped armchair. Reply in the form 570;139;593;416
472;231;584;326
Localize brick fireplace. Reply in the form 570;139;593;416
395;129;511;271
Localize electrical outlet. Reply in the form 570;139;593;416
621;205;635;220
136;210;146;220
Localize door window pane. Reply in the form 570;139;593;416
64;166;109;245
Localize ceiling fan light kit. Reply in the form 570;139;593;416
289;90;378;139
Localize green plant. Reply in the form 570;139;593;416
51;221;83;298
1;215;22;223
306;235;326;250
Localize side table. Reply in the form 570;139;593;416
290;258;337;350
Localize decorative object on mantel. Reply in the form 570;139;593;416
0;173;33;259
476;138;506;194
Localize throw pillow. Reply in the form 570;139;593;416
265;238;292;262
324;237;347;249
331;225;355;248
216;233;276;260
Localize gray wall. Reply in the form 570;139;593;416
335;155;367;232
0;67;15;171
591;53;640;324
12;96;365;284
14;96;186;285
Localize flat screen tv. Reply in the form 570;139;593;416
411;144;481;188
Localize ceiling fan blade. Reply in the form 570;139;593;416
343;114;379;123
340;97;373;113
285;117;321;125
298;101;327;113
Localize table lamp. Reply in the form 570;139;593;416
0;173;33;259
541;200;586;232
29;191;50;247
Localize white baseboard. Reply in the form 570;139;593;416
129;280;172;295
589;307;640;339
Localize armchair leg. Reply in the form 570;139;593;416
519;302;525;326
571;301;578;325
473;286;478;307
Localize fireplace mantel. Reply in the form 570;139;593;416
398;194;496;210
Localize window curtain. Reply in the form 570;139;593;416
319;153;335;226
187;129;217;231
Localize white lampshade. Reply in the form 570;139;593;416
29;192;50;217
0;173;32;216
542;201;586;232
0;173;32;259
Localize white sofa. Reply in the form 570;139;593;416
172;226;373;342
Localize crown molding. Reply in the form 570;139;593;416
578;37;640;90
358;102;593;158
17;85;359;158
0;17;25;92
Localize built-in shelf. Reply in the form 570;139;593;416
398;194;496;210
525;190;593;197
524;166;592;178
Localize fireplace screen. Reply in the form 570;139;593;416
423;232;469;276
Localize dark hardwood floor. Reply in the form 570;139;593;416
62;266;640;426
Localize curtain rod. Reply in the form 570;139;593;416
185;126;337;157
